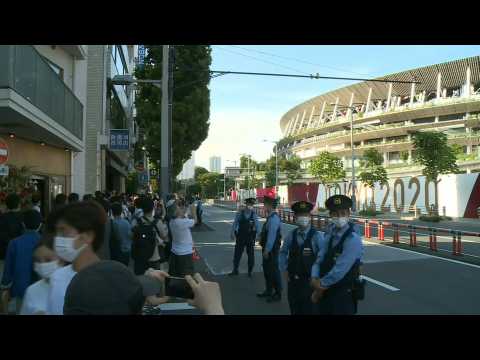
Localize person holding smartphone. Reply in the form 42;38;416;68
168;200;195;277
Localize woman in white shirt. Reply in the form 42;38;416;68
168;200;195;277
41;201;108;315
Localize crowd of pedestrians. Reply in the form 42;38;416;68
0;190;223;315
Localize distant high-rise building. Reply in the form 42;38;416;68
209;156;222;173
178;152;196;180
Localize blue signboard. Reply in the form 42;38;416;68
109;129;129;151
138;171;149;185
138;45;145;68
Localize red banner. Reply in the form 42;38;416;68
288;183;319;205
255;187;276;199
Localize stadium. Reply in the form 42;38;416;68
277;55;480;178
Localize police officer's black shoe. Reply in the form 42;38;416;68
228;270;239;276
266;293;282;303
256;291;271;298
248;272;252;278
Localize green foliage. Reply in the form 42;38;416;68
358;149;388;189
400;151;409;162
309;152;346;186
125;172;139;195
187;183;201;196
197;172;221;198
135;45;212;177
240;155;258;171
262;154;302;187
358;209;382;217
194;167;209;181
412;131;460;182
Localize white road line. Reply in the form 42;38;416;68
159;303;195;311
364;240;480;270
360;275;400;291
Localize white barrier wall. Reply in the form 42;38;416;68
314;173;480;218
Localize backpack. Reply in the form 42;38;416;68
131;216;159;262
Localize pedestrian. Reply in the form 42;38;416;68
0;193;24;261
31;193;42;214
68;193;80;204
83;194;93;202
110;202;132;267
46;201;107;315
310;194;365;315
256;195;282;303
54;194;67;210
195;194;203;226
168;199;195;277
0;210;43;314
130;195;145;224
279;201;324;315
229;197;260;277
131;197;168;275
20;242;63;315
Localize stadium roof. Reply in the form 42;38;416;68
280;55;480;130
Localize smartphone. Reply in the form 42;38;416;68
165;276;194;299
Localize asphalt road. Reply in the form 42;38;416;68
192;204;480;315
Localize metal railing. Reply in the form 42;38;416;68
0;45;83;140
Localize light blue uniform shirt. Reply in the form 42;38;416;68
231;208;261;238
279;225;324;272
311;222;364;288
264;211;282;253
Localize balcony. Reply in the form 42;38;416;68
0;45;83;150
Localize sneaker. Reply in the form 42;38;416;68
256;291;271;298
266;293;282;303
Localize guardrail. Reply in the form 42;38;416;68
251;207;480;257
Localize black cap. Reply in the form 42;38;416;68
64;261;145;315
291;201;313;214
244;198;256;205
325;195;353;211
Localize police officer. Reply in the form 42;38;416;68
256;195;282;303
229;198;261;277
310;194;364;315
279;201;324;315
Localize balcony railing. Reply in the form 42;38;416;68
0;45;83;140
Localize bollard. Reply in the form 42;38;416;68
429;228;433;250
409;225;414;247
452;231;457;256
378;222;384;241
412;226;417;247
457;232;462;256
366;220;371;239
364;220;368;238
433;229;438;251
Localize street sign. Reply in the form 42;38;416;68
138;171;149;185
109;129;129;151
0;138;9;165
0;165;9;176
225;167;241;178
137;45;145;68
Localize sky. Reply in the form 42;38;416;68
194;45;480;170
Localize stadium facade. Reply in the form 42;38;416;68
277;56;480;178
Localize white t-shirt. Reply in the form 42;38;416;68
46;265;77;315
170;218;195;256
20;279;50;315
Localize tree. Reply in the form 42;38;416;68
280;154;303;186
194;166;209;181
197;172;221;198
240;155;257;172
358;149;388;207
309;152;346;195
135;45;212;177
412;131;460;182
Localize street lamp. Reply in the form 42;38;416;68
263;139;279;195
224;159;237;201
240;153;252;196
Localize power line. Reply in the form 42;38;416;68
214;46;310;75
228;45;374;77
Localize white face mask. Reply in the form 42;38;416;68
331;217;349;228
296;216;310;228
54;236;87;262
34;260;61;279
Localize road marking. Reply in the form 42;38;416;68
159;303;195;311
364;240;480;270
360;275;400;291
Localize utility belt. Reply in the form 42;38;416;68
323;276;366;302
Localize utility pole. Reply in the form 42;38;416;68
160;45;170;197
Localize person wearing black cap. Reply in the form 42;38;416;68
310;194;364;315
279;201;324;315
256;195;282;302
228;197;261;277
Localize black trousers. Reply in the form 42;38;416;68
169;253;194;277
314;287;356;315
288;277;314;315
118;251;130;267
262;248;282;295
134;259;161;276
233;235;254;272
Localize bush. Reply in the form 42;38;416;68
358;209;382;217
419;215;442;222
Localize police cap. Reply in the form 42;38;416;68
325;194;353;211
244;197;256;205
291;201;314;214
